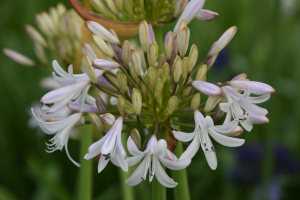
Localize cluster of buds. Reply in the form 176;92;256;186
3;3;83;68
69;0;219;38
31;15;275;188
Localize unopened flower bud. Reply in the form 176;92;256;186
124;0;133;14
195;64;207;81
206;53;218;70
132;88;142;115
158;54;166;68
182;84;191;98
192;81;222;97
213;104;225;122
3;48;35;66
130;49;142;76
195;9;219;21
218;125;243;137
182;57;189;81
178;20;187;33
129;65;140;83
82;43;97;61
155;94;163;107
115;0;123;10
204;96;221;113
85;21;120;45
147;67;156;88
174;0;189;17
34;43;47;64
156;69;163;79
25;24;47;47
130;129;141;149
91;34;114;57
148;42;158;67
82;54;97;83
177;26;190;57
162;62;170;82
92;59;120;70
122;40;130;66
167;96;178;116
139;20;150;52
99;113;116;125
117;95;126;115
124;104;136;118
141;74;148;95
231;73;247;81
95;93;107;112
188;44;198;72
248;115;269;124
104;0;118;15
116;70;127;93
173;56;182;83
88;112;104;132
208;26;237;58
191;93;201;110
154;78;163;97
229;81;275;95
164;31;174;60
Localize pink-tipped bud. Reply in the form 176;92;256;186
229;80;275;95
195;9;219;21
92;59;120;70
192;81;223;97
99;113;116;125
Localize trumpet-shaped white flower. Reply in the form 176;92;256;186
220;86;270;131
173;110;244;170
84;117;128;173
125;135;191;188
31;110;83;167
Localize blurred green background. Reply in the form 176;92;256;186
1;0;300;199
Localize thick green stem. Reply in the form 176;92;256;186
78;125;93;200
119;132;135;200
172;142;190;200
152;177;166;200
153;26;164;55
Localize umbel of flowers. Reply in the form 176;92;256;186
31;3;275;188
3;3;83;69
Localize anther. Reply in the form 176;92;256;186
45;103;54;107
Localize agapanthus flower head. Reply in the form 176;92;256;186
30;14;275;189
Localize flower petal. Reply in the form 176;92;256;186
203;116;214;130
127;154;145;167
248;114;269;124
152;139;167;157
238;99;268;116
245;94;270;104
65;136;81;167
230;81;275;95
127;136;143;156
84;133;110;160
98;155;110;173
240;117;253;132
68;103;99;112
125;158;147;186
173;131;195;142
179;132;200;160
212;119;238;133
159;157;191;170
111;146;128;172
208;128;245;147
154;157;178;188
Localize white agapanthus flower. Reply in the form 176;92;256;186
173;110;244;170
220;81;274;131
84;117;128;173
125;135;191;188
31;110;83;167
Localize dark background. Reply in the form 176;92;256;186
1;0;300;199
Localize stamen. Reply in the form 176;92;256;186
45;103;54;107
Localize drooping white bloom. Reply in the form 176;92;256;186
84;117;128;173
40;80;92;114
220;86;270;131
173;110;244;170
31;110;83;167
52;60;103;87
173;0;206;35
192;81;223;97
125;135;191;188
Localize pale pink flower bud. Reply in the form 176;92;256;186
192;81;222;97
92;59;120;70
195;9;219;21
229;80;275;95
99;113;116;125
